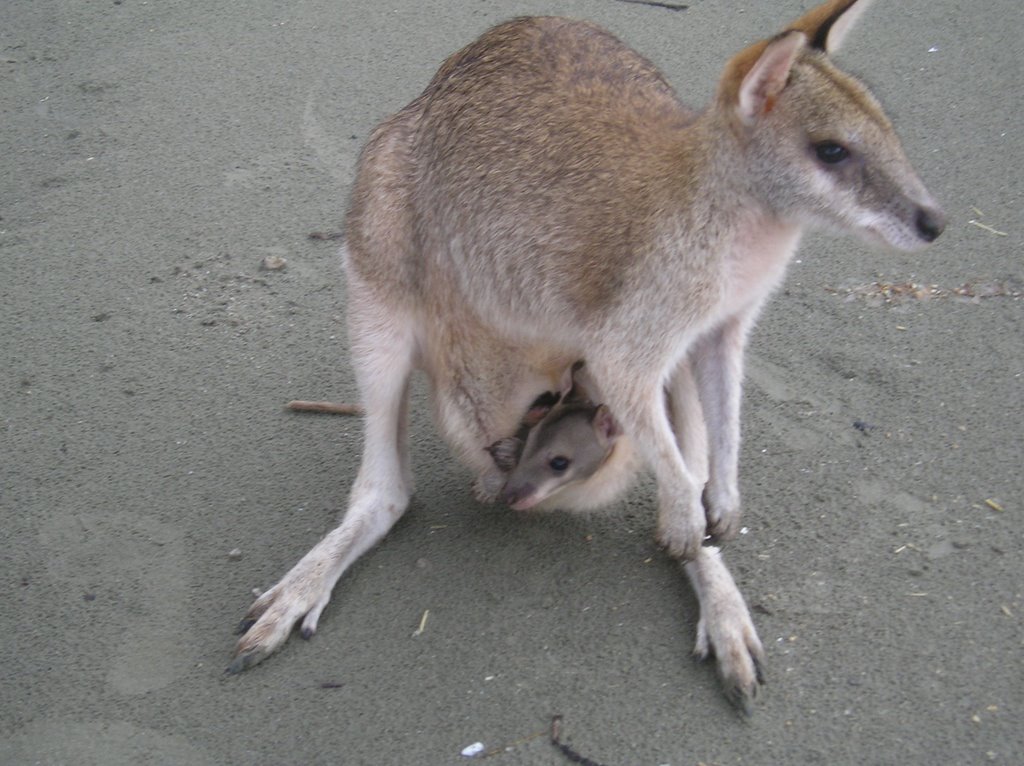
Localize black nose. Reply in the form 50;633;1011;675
915;207;945;243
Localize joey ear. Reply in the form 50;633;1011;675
486;437;523;473
787;0;874;54
591;404;620;446
736;30;805;125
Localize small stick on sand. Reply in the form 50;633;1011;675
968;219;1008;237
286;400;364;415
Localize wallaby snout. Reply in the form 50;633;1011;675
915;205;945;243
501;482;540;511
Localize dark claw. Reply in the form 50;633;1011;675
705;522;738;545
754;655;767;686
225;649;264;675
726;683;756;718
235;617;257;636
737;692;755;718
300;626;314;640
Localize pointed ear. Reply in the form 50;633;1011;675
787;0;874;54
735;30;805;126
590;405;620;446
559;360;591;402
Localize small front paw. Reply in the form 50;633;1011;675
473;467;507;504
703;486;741;543
656;510;707;562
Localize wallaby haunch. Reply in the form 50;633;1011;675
232;0;944;711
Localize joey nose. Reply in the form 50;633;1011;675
915;206;945;243
502;483;536;510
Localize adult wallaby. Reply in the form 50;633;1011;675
232;0;943;711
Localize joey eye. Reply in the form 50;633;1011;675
814;141;850;165
549;456;570;472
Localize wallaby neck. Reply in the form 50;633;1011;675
670;107;792;235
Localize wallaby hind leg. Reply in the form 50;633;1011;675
230;278;417;672
684;545;766;714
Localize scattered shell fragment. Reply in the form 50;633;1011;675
259;255;287;271
228;548;242;561
825;280;1021;304
460;742;485;757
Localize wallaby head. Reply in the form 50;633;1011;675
716;0;944;250
500;402;620;511
491;363;621;511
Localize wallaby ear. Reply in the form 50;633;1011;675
486;437;523;473
590;404;620;446
736;30;805;125
787;0;874;54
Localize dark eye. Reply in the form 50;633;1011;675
549;456;570;472
814;141;850;164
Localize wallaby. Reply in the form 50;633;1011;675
485;362;621;511
232;0;944;711
501;401;620;511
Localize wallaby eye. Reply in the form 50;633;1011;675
814;141;850;164
549;456;570;472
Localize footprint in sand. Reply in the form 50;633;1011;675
0;719;216;765
37;511;190;695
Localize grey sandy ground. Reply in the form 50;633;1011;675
1;1;1021;763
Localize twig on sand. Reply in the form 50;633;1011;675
968;219;1008;237
613;0;689;10
412;609;430;637
286;400;364;415
550;715;611;766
